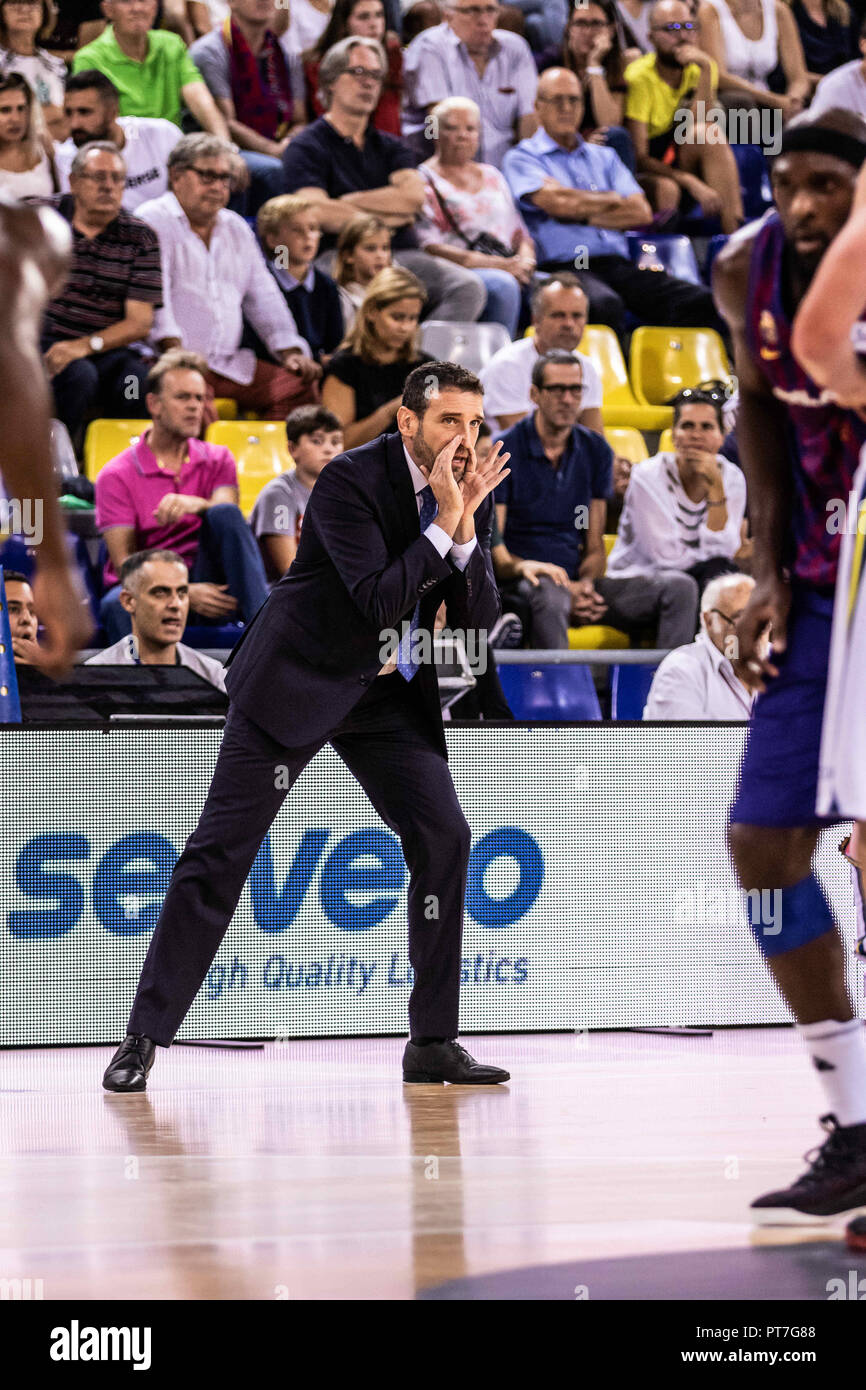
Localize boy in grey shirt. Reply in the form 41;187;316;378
250;405;344;581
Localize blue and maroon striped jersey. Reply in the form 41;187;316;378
745;210;866;589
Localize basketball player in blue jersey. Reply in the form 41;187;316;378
714;109;866;1223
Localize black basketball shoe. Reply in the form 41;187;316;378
751;1114;866;1223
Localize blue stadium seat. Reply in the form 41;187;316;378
182;623;245;651
496;663;602;720
625;232;701;285
731;143;772;220
610;663;659;720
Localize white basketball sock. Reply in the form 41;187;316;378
796;1018;866;1127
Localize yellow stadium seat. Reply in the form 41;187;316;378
568;625;630;649
205;421;293;516
604;533;617;557
579;325;672;431
629;327;733;408
659;427;674;452
83;418;149;481
603;426;648;465
214;398;238;421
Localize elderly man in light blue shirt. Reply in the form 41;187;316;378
503;66;721;339
402;0;538;168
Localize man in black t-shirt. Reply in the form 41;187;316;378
281;35;485;323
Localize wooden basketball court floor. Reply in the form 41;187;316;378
0;1027;858;1300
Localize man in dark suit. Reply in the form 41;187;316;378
103;360;513;1091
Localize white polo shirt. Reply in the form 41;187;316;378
643;629;754;719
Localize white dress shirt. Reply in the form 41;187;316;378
643;628;754;719
377;445;477;674
136;192;310;384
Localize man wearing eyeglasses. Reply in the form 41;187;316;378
137;133;320;420
39;140;163;451
624;0;743;234
281;35;485;321
504;65;722;339
402;0;539;170
643;571;761;717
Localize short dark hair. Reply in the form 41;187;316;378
671;387;724;429
64;70;120;103
285;405;344;446
531;348;582;390
2;570;29;586
401;361;483;417
531;271;587;317
119;549;188;590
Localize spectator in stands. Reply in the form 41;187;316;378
643;571;760;716
402;0;539;168
606;387;748;591
256;194;345;362
285;0;333;52
696;0;810;116
497;350;703;647
281;35;486;321
86;548;229;689
0;0;66;138
539;0;637;173
505;0;569;53
4;570;48;666
137;134;320;420
617;0;653;51
785;0;857;85
41;141;161;449
190;0;307;213
56;70;181;210
416;95;536;335
810;12;866;113
334;210;392;330
625;1;744;232
322;265;433;445
72;0;232;136
250;403;344;578
305;0;403;132
479;273;603;432
95;348;269;641
503;66;721;337
606;450;633;529
0;70;55;195
494;349;613;648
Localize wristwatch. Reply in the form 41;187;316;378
88;334;105;353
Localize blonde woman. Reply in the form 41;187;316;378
0;70;54;195
783;0;856;88
322;266;432;448
333;212;393;333
697;0;811;115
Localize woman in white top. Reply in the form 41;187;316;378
698;0;810;114
0;70;54;197
0;0;66;139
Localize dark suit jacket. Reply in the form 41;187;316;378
225;431;500;758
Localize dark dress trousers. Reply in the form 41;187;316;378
127;431;500;1046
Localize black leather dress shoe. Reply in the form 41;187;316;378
402;1039;510;1084
102;1035;156;1092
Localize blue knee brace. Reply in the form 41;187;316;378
746;873;836;958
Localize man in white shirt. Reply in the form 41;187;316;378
643;573;761;718
86;549;227;692
479;273;603;433
57;70;181;213
810;20;866;120
137;133;321;419
607;388;748;587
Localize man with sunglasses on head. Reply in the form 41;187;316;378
624;0;743;233
137;133;320;420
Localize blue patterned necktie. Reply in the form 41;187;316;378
397;484;439;681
